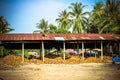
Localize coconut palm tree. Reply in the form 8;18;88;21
69;2;88;33
103;0;120;34
34;19;49;60
34;19;49;34
48;24;57;33
56;9;72;33
90;0;120;34
0;16;14;57
0;16;14;34
89;2;104;33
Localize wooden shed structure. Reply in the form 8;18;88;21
0;33;120;62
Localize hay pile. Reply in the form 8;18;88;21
0;55;29;69
84;56;112;63
0;55;112;69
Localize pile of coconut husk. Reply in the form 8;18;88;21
31;56;112;64
0;55;29;69
84;56;112;63
0;55;112;69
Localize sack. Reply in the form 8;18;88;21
112;56;120;62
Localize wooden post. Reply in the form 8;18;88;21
82;41;84;60
119;42;120;55
101;41;103;60
63;41;65;60
95;41;96;49
0;41;3;57
40;44;42;60
77;43;79;54
41;41;44;61
109;41;113;56
22;42;24;63
94;42;96;58
110;45;113;56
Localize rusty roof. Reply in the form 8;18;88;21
0;33;119;41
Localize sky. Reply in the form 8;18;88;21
0;0;103;33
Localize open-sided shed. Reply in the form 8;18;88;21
0;33;120;62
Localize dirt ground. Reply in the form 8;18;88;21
0;63;120;80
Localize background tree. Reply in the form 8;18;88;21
48;24;57;33
89;0;120;34
103;0;120;34
0;16;14;57
56;9;72;33
69;2;88;33
34;1;120;34
89;2;104;33
34;19;49;34
0;16;14;34
56;28;71;33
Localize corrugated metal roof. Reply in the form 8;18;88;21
0;33;119;41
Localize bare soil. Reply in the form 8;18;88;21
0;63;120;80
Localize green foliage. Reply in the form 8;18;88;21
89;0;120;34
0;47;9;57
58;49;70;58
69;2;89;33
34;19;49;34
48;24;57;33
58;49;64;57
56;9;72;33
0;16;14;34
56;28;71;33
24;50;29;58
112;43;119;53
34;1;119;34
0;48;17;57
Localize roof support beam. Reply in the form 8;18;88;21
77;43;79;54
0;41;3;57
41;41;45;61
0;47;3;57
110;45;113;56
82;41;84;60
101;41;103;60
22;42;24;63
94;41;96;49
119;42;120;55
63;41;65;60
94;42;96;58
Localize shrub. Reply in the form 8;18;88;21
58;49;70;59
